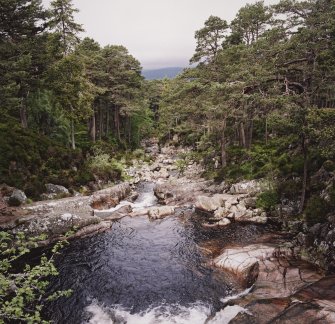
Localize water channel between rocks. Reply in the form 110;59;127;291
45;182;269;324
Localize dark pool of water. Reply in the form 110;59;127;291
45;184;268;324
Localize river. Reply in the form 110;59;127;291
45;182;269;324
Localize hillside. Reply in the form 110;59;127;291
142;67;184;80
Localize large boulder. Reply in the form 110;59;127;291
91;183;131;210
45;183;69;195
195;194;228;212
230;180;263;196
148;206;175;219
41;183;70;200
8;189;27;207
214;244;276;287
154;179;208;206
234;210;268;224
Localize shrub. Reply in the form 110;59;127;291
87;150;126;181
175;159;187;175
0;232;72;323
256;190;280;212
304;196;329;226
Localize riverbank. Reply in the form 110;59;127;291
2;140;335;323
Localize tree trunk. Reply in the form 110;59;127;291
128;117;132;144
71;118;75;150
265;117;268;145
299;135;308;213
114;107;121;141
246;119;254;149
221;118;227;167
240;122;246;148
90;111;96;142
106;107;110;137
99;104;103;141
20;98;28;128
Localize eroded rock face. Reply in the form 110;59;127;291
214;240;333;324
1;183;133;243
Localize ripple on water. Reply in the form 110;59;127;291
46;183;267;323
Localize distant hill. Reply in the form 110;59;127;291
142;67;184;80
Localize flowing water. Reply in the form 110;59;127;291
46;183;268;324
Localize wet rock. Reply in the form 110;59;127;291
94;205;132;220
270;302;334;324
218;218;231;226
228;311;257;324
231;298;291;324
128;191;139;202
148;206;175;219
214;244;276;288
8;189;27;206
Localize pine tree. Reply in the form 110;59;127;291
49;0;84;56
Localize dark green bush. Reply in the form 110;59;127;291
304;195;329;226
256;190;280;211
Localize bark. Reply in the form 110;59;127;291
71;120;75;150
265;117;268;145
220;118;227;167
99;104;103;141
89;111;96;142
299;134;308;213
20;98;28;128
106;107;110;137
114;107;121;141
240;122;246;148
246;119;254;149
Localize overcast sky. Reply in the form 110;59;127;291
42;0;279;69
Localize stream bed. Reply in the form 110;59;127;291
45;183;269;324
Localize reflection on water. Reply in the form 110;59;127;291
46;183;266;324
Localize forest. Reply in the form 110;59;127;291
157;0;335;224
1;0;335;322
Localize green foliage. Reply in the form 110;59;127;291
0;232;72;323
87;148;126;181
175;159;187;175
0;120;86;198
304;196;329;226
256;190;280;212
